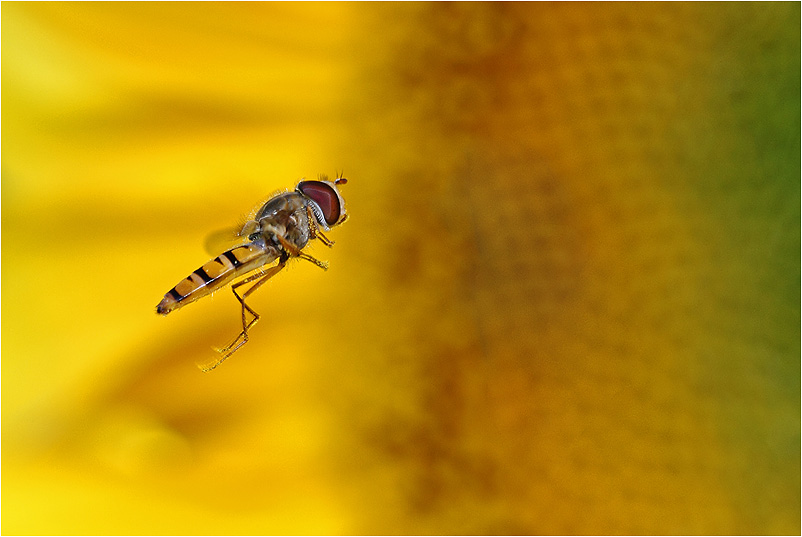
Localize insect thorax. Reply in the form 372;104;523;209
254;193;311;252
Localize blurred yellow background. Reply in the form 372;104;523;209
3;2;799;535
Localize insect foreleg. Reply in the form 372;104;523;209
306;205;335;248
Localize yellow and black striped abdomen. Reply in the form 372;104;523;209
156;242;276;315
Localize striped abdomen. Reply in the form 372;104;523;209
156;242;277;315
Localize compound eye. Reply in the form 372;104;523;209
298;181;341;226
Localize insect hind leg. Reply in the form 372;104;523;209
199;261;287;372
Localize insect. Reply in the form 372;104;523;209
156;174;348;371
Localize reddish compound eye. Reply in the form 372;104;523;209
298;181;342;226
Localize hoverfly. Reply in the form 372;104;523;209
156;174;348;371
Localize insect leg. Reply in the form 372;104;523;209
273;233;329;270
298;252;328;270
306;205;335;247
199;261;286;372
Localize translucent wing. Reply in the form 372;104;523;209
203;221;253;256
203;190;287;256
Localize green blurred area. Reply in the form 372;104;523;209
2;3;799;535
